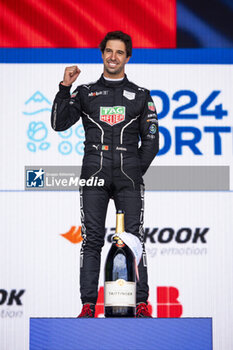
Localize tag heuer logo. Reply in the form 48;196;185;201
100;106;125;126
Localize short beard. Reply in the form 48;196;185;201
104;64;123;76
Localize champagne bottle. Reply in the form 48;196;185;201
104;210;136;317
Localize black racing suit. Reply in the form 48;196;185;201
51;74;159;305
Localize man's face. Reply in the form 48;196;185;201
102;39;130;78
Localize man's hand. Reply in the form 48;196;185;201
61;66;81;86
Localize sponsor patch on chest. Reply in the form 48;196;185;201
123;90;135;100
100;106;125;126
88;90;108;97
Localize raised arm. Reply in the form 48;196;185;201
51;66;82;131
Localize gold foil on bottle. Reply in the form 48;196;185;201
115;213;125;234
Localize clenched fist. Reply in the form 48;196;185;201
61;66;81;86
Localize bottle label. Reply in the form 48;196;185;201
113;236;125;248
105;279;136;307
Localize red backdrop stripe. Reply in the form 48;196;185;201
0;0;176;48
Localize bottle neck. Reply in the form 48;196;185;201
115;212;125;234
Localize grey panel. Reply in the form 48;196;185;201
25;166;230;191
144;166;229;190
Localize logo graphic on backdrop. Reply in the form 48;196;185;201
0;289;25;319
23;92;51;153
153;89;230;156
23;91;85;155
61;226;83;244
94;286;182;318
27;121;50;153
107;226;208;256
157;287;182;318
60;225;208;256
26;169;45;187
23;91;51;116
25;166;104;190
142;227;208;257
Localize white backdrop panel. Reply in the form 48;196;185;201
1;63;233;189
0;191;232;349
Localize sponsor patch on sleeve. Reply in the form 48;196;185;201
149;123;157;134
71;91;78;98
148;102;155;112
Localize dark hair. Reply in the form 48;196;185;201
99;31;132;57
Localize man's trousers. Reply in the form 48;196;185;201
79;184;149;305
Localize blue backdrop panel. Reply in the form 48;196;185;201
30;318;212;350
1;48;233;63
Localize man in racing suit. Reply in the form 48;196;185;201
51;31;159;318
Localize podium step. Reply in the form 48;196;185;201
30;318;212;350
